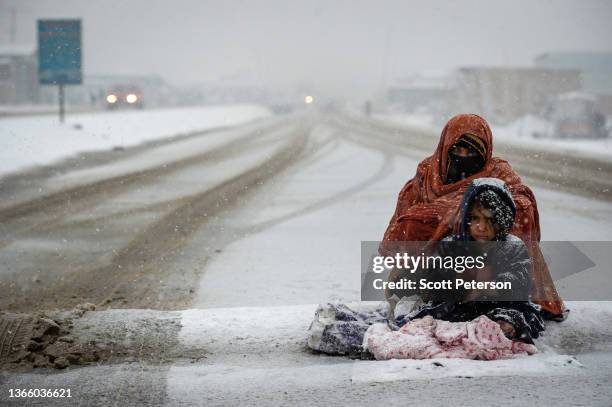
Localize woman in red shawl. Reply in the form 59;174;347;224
381;113;566;320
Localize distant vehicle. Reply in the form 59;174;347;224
105;85;144;109
538;92;608;139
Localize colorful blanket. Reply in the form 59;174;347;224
365;315;537;360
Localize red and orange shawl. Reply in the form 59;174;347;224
381;114;565;318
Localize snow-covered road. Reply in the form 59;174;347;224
193;117;612;309
1;111;612;406
176;116;612;405
168;117;612;405
0;105;271;178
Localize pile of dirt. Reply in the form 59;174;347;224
0;303;107;371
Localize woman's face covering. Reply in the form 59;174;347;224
445;140;485;184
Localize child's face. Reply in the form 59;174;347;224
468;203;495;241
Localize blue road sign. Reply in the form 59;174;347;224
38;19;82;85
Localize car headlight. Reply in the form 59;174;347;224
126;94;138;104
106;94;118;103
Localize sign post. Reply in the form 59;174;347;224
37;19;82;124
58;83;65;123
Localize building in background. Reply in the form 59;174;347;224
0;44;40;105
535;51;612;115
535;52;612;94
387;73;456;123
453;67;581;124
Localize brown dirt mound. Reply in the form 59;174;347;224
0;303;106;371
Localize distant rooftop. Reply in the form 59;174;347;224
536;51;612;60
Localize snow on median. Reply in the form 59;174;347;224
0;105;271;177
2;301;611;380
165;301;610;395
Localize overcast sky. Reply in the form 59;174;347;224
1;0;611;99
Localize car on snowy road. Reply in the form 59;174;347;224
105;85;144;110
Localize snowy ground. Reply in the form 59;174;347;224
165;301;612;405
192;125;395;307
1;302;611;405
180;118;612;404
193;119;612;309
0;105;270;177
1;113;611;405
0;104;64;116
494;115;612;162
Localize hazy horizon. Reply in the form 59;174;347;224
1;0;611;100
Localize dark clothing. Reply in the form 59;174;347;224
381;114;566;318
307;303;387;357
404;178;546;344
425;234;532;303
410;236;545;343
428;178;531;302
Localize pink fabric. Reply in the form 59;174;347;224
365;315;537;361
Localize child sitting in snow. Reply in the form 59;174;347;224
399;177;545;343
307;178;544;358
